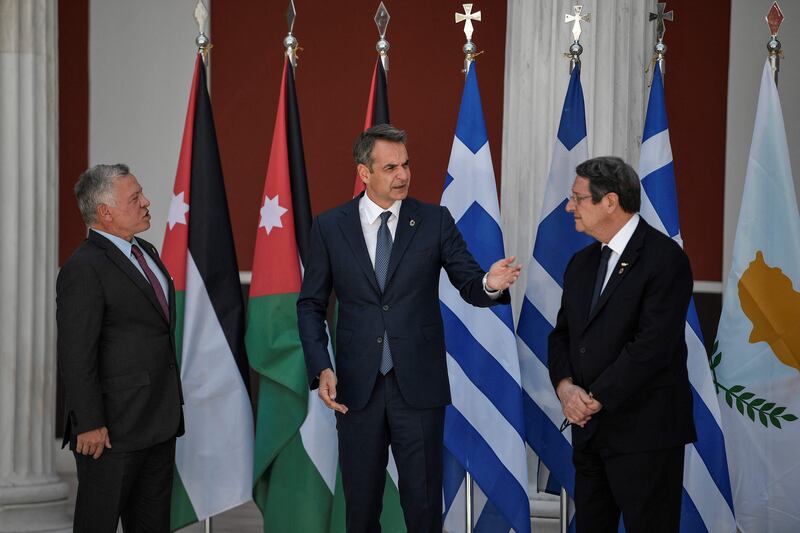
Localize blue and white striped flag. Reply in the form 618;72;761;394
638;61;736;532
440;64;531;533
516;64;592;500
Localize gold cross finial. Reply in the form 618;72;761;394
456;3;482;43
565;5;591;42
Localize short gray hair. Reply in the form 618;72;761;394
75;164;130;225
353;124;407;169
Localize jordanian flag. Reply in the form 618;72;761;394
162;53;254;530
352;58;390;197
247;56;344;532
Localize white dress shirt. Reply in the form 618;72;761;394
600;213;640;291
359;194;402;268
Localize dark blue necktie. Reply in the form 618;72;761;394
590;245;612;313
375;211;394;374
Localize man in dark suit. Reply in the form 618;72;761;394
548;156;696;532
57;164;183;533
297;124;521;533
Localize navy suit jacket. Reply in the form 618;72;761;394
548;218;697;453
297;195;509;411
57;230;184;452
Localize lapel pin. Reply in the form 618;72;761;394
618;262;629;275
409;219;416;227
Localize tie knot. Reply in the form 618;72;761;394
131;243;144;259
379;211;392;225
600;245;612;261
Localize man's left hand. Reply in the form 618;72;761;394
486;256;522;291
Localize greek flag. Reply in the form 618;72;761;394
516;64;592;499
440;64;530;533
638;62;736;532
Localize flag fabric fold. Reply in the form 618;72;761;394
440;64;530;533
638;61;736;533
353;59;390;197
162;53;254;531
516;64;591;501
246;57;343;533
714;60;800;533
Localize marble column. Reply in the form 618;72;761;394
501;0;656;518
0;0;71;531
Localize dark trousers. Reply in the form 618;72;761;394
73;437;176;533
573;443;685;533
336;370;445;533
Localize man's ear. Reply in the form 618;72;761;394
96;203;111;222
605;192;619;213
357;163;370;185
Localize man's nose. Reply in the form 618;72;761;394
565;198;575;213
141;194;151;207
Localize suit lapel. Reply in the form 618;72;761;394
337;197;381;294
583;219;647;330
138;238;176;325
384;198;420;289
89;231;170;324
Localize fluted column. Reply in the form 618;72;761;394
501;0;656;517
0;1;71;531
502;0;655;314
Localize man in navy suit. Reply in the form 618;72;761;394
548;156;696;532
57;164;183;532
297;125;521;533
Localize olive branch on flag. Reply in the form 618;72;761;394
710;340;798;429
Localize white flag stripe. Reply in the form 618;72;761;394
685;326;725;424
683;444;735;532
178;254;253;520
637;187;669;236
539;138;589;220
443;140;498;221
447;354;528;492
638;129;673;178
524;260;565;326
518;338;571;432
299;383;338;493
439;276;521;383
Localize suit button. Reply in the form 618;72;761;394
579;347;586;354
169;363;176;369
377;337;383;344
382;304;389;311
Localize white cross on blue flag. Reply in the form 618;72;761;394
516;64;592;502
440;63;531;533
638;62;736;532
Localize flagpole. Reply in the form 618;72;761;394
375;2;390;73
648;2;673;77
454;6;483;530
766;2;784;85
193;4;215;533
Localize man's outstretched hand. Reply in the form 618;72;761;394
486;256;522;291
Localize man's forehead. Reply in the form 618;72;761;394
572;175;590;190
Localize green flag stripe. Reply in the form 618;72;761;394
170;468;198;531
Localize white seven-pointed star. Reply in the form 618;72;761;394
259;194;288;235
167;191;190;230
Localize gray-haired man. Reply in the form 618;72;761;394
57;164;183;532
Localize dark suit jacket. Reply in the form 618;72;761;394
297;196;509;411
57;230;184;452
548;218;696;453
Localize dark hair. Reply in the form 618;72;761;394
575;156;640;213
353;124;407;169
74;163;131;225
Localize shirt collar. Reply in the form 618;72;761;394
605;213;640;256
359;193;402;225
92;228;137;257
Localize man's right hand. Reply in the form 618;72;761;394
319;369;348;414
76;426;112;459
556;379;599;427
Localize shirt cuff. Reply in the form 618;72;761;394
482;272;503;300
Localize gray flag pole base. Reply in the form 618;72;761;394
465;472;474;533
204;516;213;533
560;488;568;533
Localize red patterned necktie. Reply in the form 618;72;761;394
131;244;169;320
